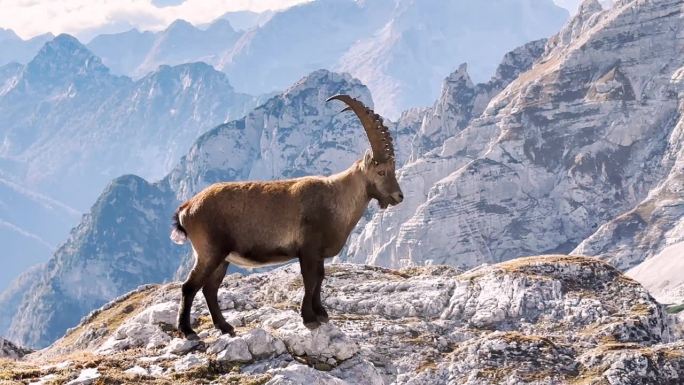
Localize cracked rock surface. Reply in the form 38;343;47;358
3;256;682;384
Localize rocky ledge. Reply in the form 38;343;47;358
2;255;682;384
0;337;31;360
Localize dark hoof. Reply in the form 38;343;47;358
304;320;321;330
185;333;200;341
316;314;330;324
217;323;236;337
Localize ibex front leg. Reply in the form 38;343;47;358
299;254;322;330
312;259;329;323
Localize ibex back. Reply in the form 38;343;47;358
171;95;403;339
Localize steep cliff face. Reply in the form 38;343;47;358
345;0;684;274
7;256;684;385
573;61;684;284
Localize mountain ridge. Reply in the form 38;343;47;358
0;0;570;117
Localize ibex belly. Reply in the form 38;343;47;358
225;251;294;268
224;225;300;268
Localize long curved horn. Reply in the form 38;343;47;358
326;94;394;163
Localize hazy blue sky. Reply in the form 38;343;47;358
0;0;586;40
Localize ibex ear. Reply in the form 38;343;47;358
362;149;374;170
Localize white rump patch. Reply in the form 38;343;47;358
170;229;187;245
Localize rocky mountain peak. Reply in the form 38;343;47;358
547;0;604;51
14;34;120;95
282;69;367;103
408;39;548;161
165;19;195;34
168;69;376;200
444;63;474;89
28;34;109;77
5;173;179;348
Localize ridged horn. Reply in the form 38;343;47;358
326;94;394;163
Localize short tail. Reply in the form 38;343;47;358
170;205;188;245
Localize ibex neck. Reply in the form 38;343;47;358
327;161;371;231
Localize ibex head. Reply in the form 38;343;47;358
327;95;404;209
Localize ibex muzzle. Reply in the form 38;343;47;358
171;94;402;339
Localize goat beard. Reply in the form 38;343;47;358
378;200;390;209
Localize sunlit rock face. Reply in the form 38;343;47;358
345;0;684;277
574;60;684;303
11;256;684;385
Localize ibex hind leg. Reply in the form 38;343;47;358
202;260;235;336
177;248;222;340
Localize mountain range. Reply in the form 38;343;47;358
0;34;258;287
2;0;683;355
2;0;569;117
1;34;257;209
0;0;569;296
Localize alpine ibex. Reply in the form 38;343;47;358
170;95;403;339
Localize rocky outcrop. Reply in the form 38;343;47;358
0;337;30;359
9;256;682;385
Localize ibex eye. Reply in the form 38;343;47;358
378;170;386;176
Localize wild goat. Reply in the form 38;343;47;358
170;95;403;339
